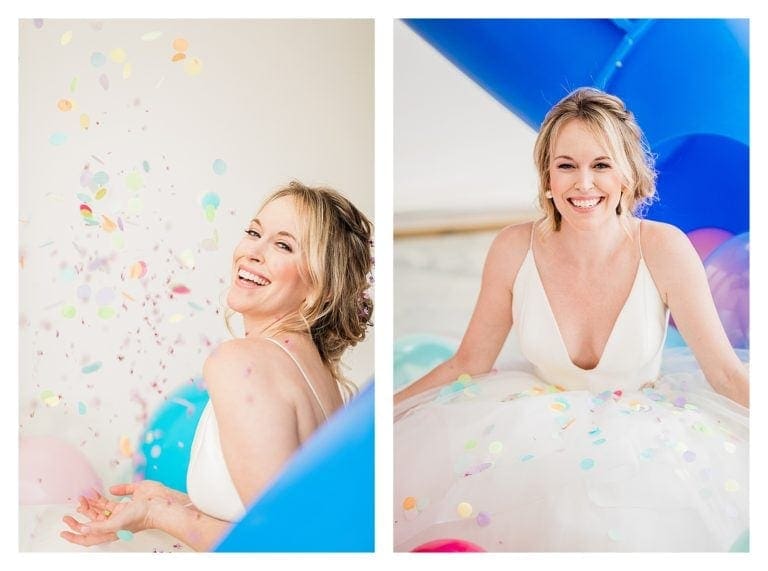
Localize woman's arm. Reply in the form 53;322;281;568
394;224;530;405
643;222;748;407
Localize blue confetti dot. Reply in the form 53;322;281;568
91;52;106;67
50;133;68;146
580;458;595;470
212;158;227;175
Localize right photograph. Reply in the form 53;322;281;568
393;19;749;553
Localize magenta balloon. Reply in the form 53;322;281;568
19;435;103;505
687;227;734;262
412;538;486;552
704;232;749;349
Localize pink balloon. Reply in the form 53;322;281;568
412;538;486;552
687;227;734;262
704;232;749;349
20;435;103;505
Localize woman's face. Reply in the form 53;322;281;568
227;195;312;329
548;119;625;231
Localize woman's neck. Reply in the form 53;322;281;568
546;216;635;269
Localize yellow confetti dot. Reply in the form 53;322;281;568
109;48;127;63
112;233;125;250
549;402;566;412
183;57;203;76
457;373;472;382
119;436;134;458
457;502;473;518
41;390;60;407
141;31;163;42
80;113;90;130
123;62;132;79
172;37;189;52
168;313;185;323
60;31;73;46
94;187;107;200
402;496;416;510
129;261;147;279
57;99;73;112
488;441;503;454
725;479;740;493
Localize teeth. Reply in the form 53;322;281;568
238;268;269;285
571;197;601;208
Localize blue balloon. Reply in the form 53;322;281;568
394;334;457;391
134;377;209;492
404;18;749;234
215;382;374;552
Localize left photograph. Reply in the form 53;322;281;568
19;19;374;552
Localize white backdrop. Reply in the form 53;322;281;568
19;19;374;491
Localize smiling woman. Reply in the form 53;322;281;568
61;182;374;549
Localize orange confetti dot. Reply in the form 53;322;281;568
101;215;117;232
171;52;186;62
57;99;73;112
172;37;189;52
402;496;417;510
119;436;134;458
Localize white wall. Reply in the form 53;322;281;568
394;19;539;217
19;19;373;486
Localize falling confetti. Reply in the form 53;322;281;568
183;57;203;77
98;307;115;319
142;160;150;173
724;480;740;493
108;48;127;63
125;171;143;191
179;250;195;269
682;450;697;463
172;38;189;52
95;287;115;305
78;401;87;415
77;284;91;301
94;187;107;200
201;192;221;222
61;305;76;318
101;215;118;232
150;444;162;459
171;284;191;295
520;454;534;462
60;31;73;46
91;52;106;67
70;77;78;92
50;133;67;146
168;314;185;323
82;362;103;374
457;502;473;518
57;99;73;112
119;436;133;458
402;497;416;510
41;390;60;407
580;458;595;471
488;441;503;454
116;530;134;541
141;31;163;41
33;19;44;29
171;53;186;62
212;159;227;175
476;512;491;527
129;261;148;279
123;63;132;79
99;74;109;91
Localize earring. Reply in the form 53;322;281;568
544;191;553;199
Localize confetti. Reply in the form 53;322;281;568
99;73;109;91
108;48;127;63
682;450;697;463
101;215;118;232
172;38;189;52
57;99;73;112
168;313;185;323
593;438;607;446
123;63;132;79
80;114;90;130
476;512;491;527
142;160;150;173
116;530;134;541
82;362;102;374
171;53;186;62
402;497;416;510
125;171;143;191
70;77;78;92
77;284;91;301
464;439;477;450
183;57;203;76
580;458;595;471
61;305;76;318
179;250;195;269
98;307;115;319
94;187;107;200
119;436;133;458
150;444;162;459
488;441;503;454
457;502;473;518
141;31;163;41
212;159;227;175
95;287;115;305
92;171;109;186
33;19;44;28
50;133;67;146
41;390;60;407
91;52;106;67
60;31;73;46
724;479;740;493
129;261;148;279
78;401;87;415
520;454;534;462
171;284;191;295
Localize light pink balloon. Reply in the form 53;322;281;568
687;227;733;262
20;436;103;505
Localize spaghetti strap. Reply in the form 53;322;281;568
265;337;329;421
529;221;535;251
637;219;645;260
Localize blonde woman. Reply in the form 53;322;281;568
394;88;748;552
62;181;373;550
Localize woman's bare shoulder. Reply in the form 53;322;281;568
640;219;695;263
483;221;534;281
203;338;296;392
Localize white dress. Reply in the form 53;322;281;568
187;337;328;522
394;233;749;552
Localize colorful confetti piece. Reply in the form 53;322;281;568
212;158;227;175
57;99;73;112
101;215;118;232
116;530;134;542
61;305;76;318
77;284;91;301
150;444;162;459
682;450;697;463
78;401;87;415
96;287;115;305
94;187;107;200
41;390;60;407
141;31;163;41
50;133;67;146
171;52;186;62
91;52;106;67
168;313;185;323
476;512;491;527
179;250;195;269
98;307;115;319
183;57;203;76
60;31;73;46
70;76;78;92
171;284;191;295
119;436;133;458
593;438;607;446
109;48;127;63
580;458;595;471
172;38;189;52
142;160;150;173
80;114;90;130
402;497;416;510
129;261;148;279
33;19;44;29
122;63;132;79
464;439;477;450
82;362;102;374
125;171;143;191
724;479;740;493
488;441;503;454
457;502;473;518
520;454;534;462
99;73;109;91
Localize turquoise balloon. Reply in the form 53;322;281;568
394;334;457;391
134;377;209;492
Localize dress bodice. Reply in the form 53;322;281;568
512;230;669;394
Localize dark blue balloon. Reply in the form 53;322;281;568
215;382;374;552
134;377;209;492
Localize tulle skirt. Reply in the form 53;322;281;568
394;349;749;552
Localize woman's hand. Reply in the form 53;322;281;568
110;480;190;506
60;490;154;547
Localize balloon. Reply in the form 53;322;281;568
216;382;374;552
687;227;734;262
20;435;103;505
412;538;486;552
134;377;209;492
704;233;749;349
394;334;458;391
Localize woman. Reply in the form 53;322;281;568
394;88;748;552
61;181;374;550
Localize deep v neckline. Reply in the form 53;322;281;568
527;247;643;372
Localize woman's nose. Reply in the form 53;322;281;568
574;169;594;191
245;239;266;262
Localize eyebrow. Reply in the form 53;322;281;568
553;155;612;161
251;218;297;241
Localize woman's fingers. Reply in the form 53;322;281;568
110;483;134;497
61;515;118;546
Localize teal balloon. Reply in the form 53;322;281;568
664;324;687;348
394;334;457;391
729;529;749;552
134;377;209;492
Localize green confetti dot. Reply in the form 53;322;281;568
61;305;77;319
142;160;150;172
125;171;143;191
488;441;503;454
98;307;116;319
116;530;134;541
82;361;102;374
204;203;216;222
464;439;477;450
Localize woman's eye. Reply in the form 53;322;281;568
594;162;611;170
557;163;574;170
276;242;293;252
245;229;260;238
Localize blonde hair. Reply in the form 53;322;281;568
226;181;373;401
533;87;657;233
